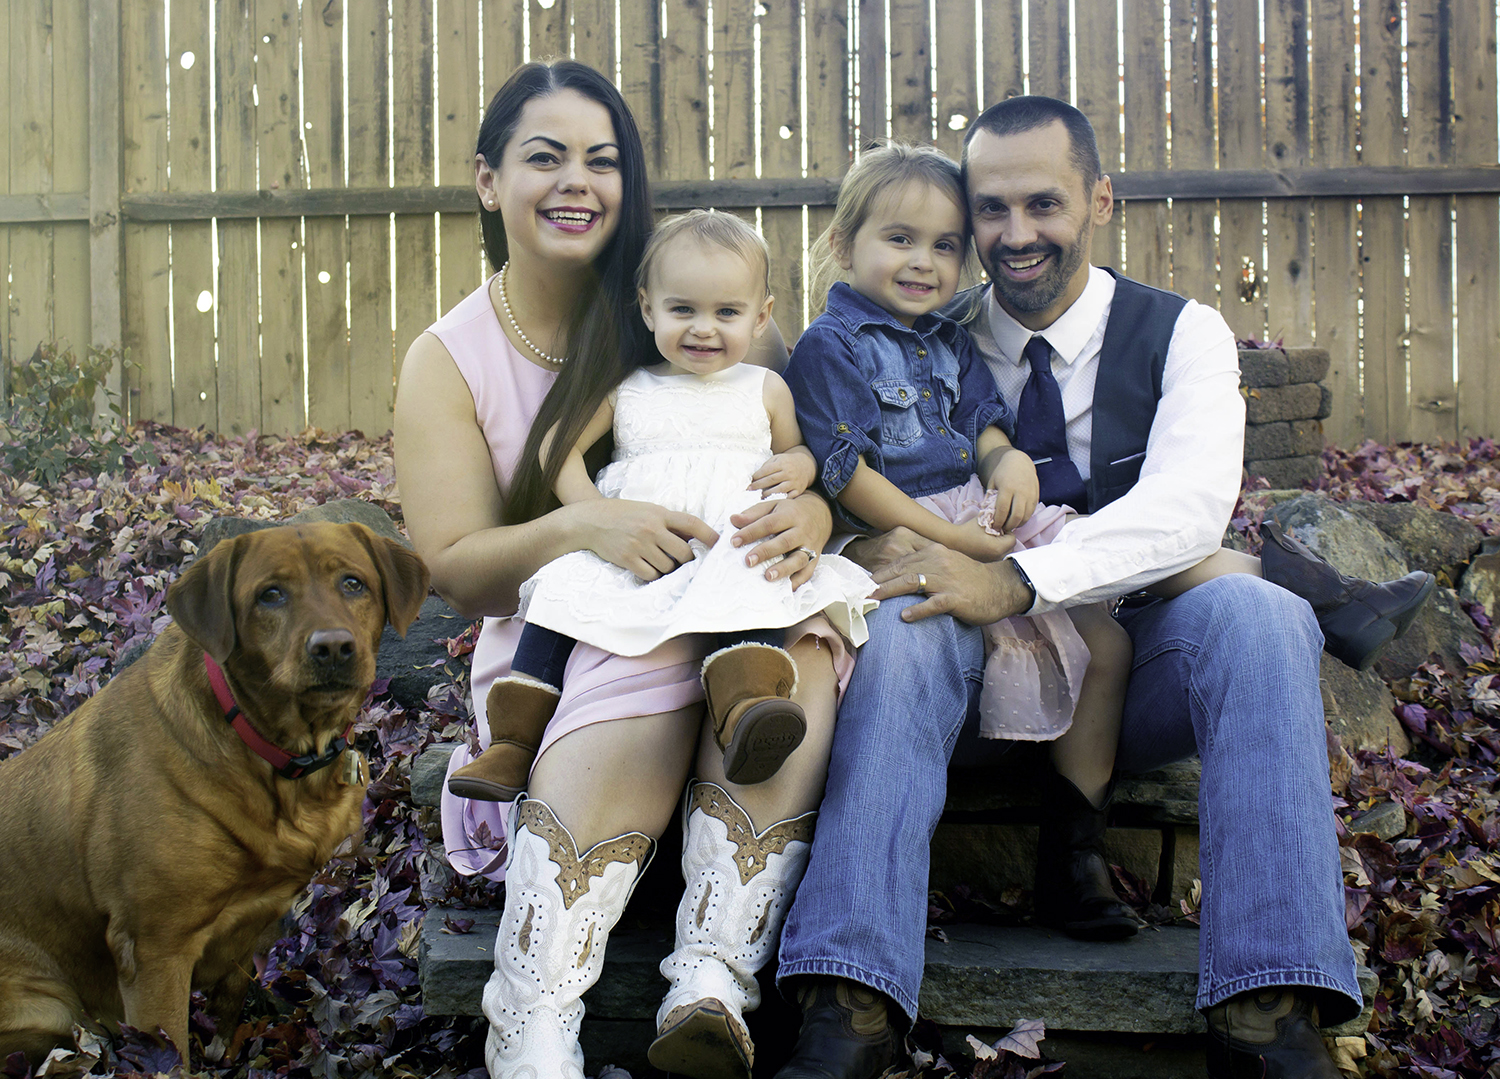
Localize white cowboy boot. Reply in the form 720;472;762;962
481;796;655;1079
647;781;817;1079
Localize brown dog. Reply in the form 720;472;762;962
0;521;429;1065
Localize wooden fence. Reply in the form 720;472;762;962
3;0;1499;446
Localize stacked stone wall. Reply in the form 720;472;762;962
1239;347;1332;488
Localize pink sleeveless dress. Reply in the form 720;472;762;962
431;277;856;880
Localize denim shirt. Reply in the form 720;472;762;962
785;282;1015;527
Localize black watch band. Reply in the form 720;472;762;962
1007;557;1037;610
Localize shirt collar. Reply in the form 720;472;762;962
985;264;1116;367
824;281;962;343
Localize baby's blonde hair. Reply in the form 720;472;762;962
637;208;772;297
809;141;967;317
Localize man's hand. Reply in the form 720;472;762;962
840;526;927;574
869;533;1035;625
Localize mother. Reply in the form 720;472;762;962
393;60;851;1079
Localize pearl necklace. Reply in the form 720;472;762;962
497;262;567;366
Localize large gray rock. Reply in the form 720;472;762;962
1373;585;1484;680
1318;654;1410;755
378;595;471;707
1459;551;1500;621
1343;500;1483;579
197;498;412;557
1268;493;1411;583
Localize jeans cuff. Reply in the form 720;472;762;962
775;957;919;1024
1196;968;1364;1026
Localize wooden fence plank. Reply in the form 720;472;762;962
1214;0;1265;342
51;0;90;364
437;0;481;330
1263;0;1312;349
348;0;394;434
257;0;305;432
1405;0;1456;442
1310;0;1361;444
933;0;976;162
887;0;931;143
167;0;216;429
981;0;1024;106
529;0;568;62
88;0;123;416
856;0;885;146
1454;0;1500;440
214;0;259;436
303;0;351;432
1027;0;1069;101
1075;0;1121;269
1120;0;1169;287
759;0;804;337
481;0;524;98
617;0;660;175
572;0;613;76
392;0;436;391
122;0;170;423
714;0;755;180
804;0;850;323
660;0;709;181
11;1;55;381
1168;0;1216;304
0;0;10;401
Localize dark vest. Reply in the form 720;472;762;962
1085;269;1188;513
956;270;1187;514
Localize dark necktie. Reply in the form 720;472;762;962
1015;335;1087;510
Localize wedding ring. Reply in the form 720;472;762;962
796;546;819;562
916;573;928;595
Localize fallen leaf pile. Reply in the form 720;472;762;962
3;426;1499;1077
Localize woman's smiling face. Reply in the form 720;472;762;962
478;88;624;269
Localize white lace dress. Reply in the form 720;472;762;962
519;364;876;656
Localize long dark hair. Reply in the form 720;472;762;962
476;60;654;526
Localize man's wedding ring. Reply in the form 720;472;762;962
916;573;928;595
796;546;819;563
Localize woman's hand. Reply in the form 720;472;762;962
729;491;833;589
579;498;719;581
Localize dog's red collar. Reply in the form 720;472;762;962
203;653;353;780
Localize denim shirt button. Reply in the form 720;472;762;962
836;423;850;433
960;449;969;461
916;348;927;358
898;389;907;400
921;389;932;399
938;428;946;436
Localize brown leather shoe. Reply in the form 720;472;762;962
1205;989;1342;1078
772;978;900;1079
446;676;560;801
702;643;807;785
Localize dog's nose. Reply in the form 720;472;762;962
306;629;357;668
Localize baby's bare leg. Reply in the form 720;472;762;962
1050;602;1133;808
1149;547;1262;600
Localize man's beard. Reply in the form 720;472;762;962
984;232;1089;314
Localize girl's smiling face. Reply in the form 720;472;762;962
476;88;624;269
639;238;774;377
836;179;967;326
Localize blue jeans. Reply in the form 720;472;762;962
777;575;1363;1024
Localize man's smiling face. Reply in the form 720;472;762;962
966;120;1113;330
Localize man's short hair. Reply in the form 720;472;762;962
962;96;1103;188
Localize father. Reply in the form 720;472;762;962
772;97;1360;1079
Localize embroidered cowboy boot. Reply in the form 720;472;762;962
481;796;654;1079
1205;989;1342;1078
701;643;806;784
1033;772;1139;941
448;675;561;801
1259;519;1436;671
772;977;901;1079
648;781;817;1079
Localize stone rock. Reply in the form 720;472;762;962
1373;585;1484;680
1343;500;1483;579
197;498;412;558
411;741;460;808
1289;418;1325;456
1315;383;1333;420
1318;654;1410;755
1245;382;1323;424
1243;421;1293;460
1459;551;1500;620
1238;348;1289;387
378;595;472;708
1245;455;1322;489
1348;801;1407;841
112;636;154;675
1268;493;1411;583
1284;347;1331;384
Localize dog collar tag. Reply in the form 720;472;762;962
338;749;369;787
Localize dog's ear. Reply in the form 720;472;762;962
167;536;242;662
352;524;431;637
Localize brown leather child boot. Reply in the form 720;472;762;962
446;675;560;801
701;643;806;785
